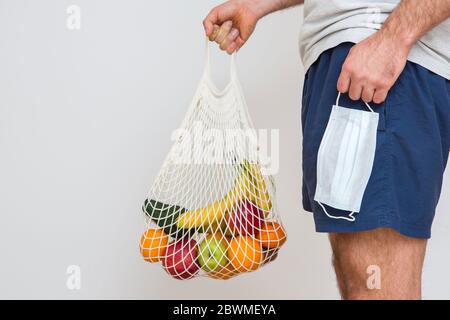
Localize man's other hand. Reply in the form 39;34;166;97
337;32;409;104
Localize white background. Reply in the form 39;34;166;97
0;0;449;299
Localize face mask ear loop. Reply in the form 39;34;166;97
317;201;356;222
364;102;374;113
336;92;374;112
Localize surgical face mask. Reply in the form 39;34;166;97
314;93;379;222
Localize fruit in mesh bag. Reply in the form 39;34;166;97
225;200;264;236
198;234;228;272
243;161;273;214
262;248;280;265
208;263;239;280
143;199;193;238
176;161;272;231
162;237;199;280
227;236;263;273
140;228;169;263
257;221;287;249
204;219;234;237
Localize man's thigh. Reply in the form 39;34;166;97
329;228;427;300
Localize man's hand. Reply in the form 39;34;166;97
338;0;450;103
203;0;270;54
337;32;409;104
203;0;304;54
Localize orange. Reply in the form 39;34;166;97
227;236;263;273
208;264;239;280
139;228;169;263
258;221;287;249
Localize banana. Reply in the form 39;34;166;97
176;161;273;230
176;167;247;230
244;161;273;214
176;198;230;230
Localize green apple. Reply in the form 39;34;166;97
198;235;228;272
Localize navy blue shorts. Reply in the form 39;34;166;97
302;42;450;239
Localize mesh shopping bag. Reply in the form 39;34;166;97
139;39;287;280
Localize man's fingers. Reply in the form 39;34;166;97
337;70;351;93
226;41;238;54
203;9;219;37
220;28;239;50
373;89;388;104
361;86;375;103
215;21;233;45
209;25;220;41
235;36;246;51
339;73;389;103
348;80;363;101
208;24;240;54
203;18;214;37
203;5;234;36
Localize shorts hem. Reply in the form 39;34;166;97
303;207;431;239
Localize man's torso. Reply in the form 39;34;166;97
299;0;450;79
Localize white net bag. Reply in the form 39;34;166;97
139;40;287;280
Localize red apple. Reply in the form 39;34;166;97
226;200;264;236
162;237;199;280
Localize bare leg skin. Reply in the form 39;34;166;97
329;228;427;300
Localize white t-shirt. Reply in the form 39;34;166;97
299;0;450;79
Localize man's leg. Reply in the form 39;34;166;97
329;228;427;300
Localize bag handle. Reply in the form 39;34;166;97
203;37;238;81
